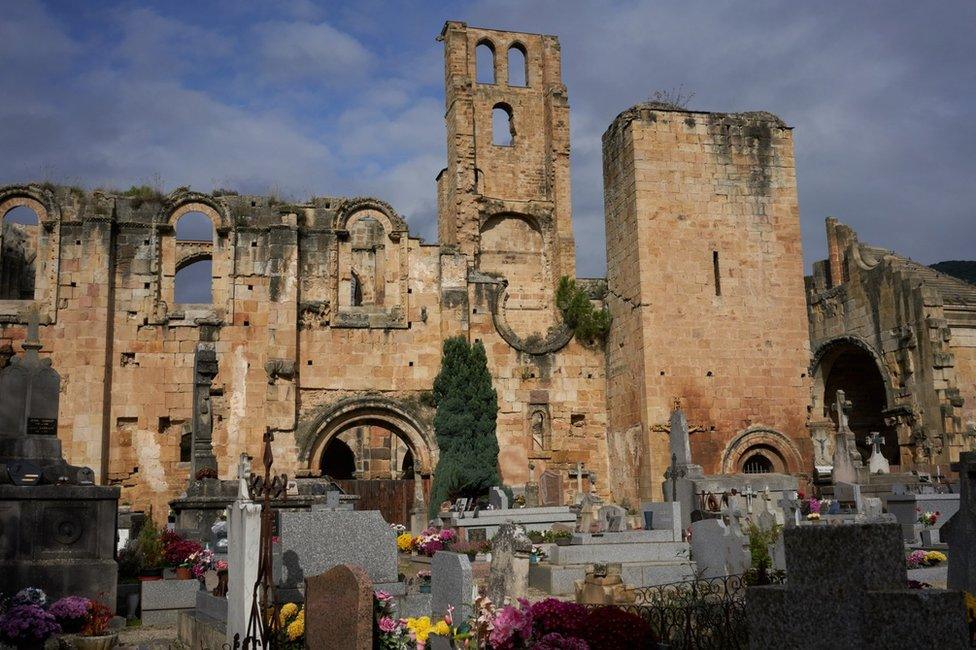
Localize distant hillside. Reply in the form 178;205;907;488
931;260;976;285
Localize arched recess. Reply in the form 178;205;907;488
811;336;896;464
479;213;556;342
492;103;515;146
0;187;59;321
721;426;804;475
1;206;39;300
302;396;437;477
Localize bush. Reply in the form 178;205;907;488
555;277;611;344
746;521;782;570
136;517;164;570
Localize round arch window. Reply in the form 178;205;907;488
742;453;774;474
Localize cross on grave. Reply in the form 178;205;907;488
778;494;801;527
834;390;853;431
865;431;890;474
571;462;587;496
236;453;252;500
865;432;884;455
720;503;743;536
664;452;686;503
743;485;756;514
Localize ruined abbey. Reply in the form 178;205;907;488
1;22;973;521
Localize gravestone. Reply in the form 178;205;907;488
597;504;627;532
943;451;976;595
640;501;683;540
661;407;705;528
305;564;373;650
225;454;260;646
487;523;532;606
276;509;401;598
489;486;509;510
539;470;563;507
865;431;890;475
830;390;860;484
747;523;967;649
431;551;473;621
0;307;119;606
689;518;750;579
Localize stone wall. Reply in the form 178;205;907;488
602;105;813;503
807;218;976;468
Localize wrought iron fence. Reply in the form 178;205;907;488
588;573;786;650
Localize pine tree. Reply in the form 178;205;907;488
428;337;500;518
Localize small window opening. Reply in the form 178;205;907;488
492;103;514;146
476;41;495;84
712;250;722;296
507;44;527;86
180;432;192;462
175;211;213;242
743;454;773;474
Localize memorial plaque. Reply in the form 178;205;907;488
539;470;563;506
27;418;58;436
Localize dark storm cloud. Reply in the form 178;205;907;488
1;1;972;279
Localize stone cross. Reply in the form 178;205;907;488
834;390;852;431
743;485;756;514
721;503;743;536
236;453;251;500
664;452;686;503
574;462;585;496
865;432;890;475
669;408;692;466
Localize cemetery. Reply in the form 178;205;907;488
1;14;975;650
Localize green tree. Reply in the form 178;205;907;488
555;276;611;344
428;337;500;518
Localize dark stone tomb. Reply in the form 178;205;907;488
0;306;119;607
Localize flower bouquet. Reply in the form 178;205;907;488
0;602;61;648
411;527;457;557
163;533;203;579
274;603;305;649
917;510;940;527
49;596;91;634
397;532;414;553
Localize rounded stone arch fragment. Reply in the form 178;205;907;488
298;396;437;476
332;198;407;237
721;426;803;475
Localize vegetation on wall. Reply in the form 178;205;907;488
931;260;976;285
427;337;500;518
556;276;611;344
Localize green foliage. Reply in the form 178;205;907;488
746;521;783;570
123;185;165;209
555;276;611;344
136;517;164;570
428;337;500;518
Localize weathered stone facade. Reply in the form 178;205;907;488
807;218;976;470
1;21;968;516
602;105;814;503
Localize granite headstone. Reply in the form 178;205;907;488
305;564;373;650
431;551;473;621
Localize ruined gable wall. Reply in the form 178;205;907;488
604;106;813;500
808;219;974;466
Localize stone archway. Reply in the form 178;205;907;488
300;396;436;526
812;337;896;466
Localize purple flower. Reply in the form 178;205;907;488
535;632;590;650
378;616;399;633
489;599;533;649
49;596;91;632
0;605;61;644
529;598;589;638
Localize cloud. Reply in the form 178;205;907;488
253;19;373;84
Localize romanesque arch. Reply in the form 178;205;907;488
300;395;437;476
811;336;896;463
721;426;804;475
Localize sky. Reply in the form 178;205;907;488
2;0;974;279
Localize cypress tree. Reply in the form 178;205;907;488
428;336;500;518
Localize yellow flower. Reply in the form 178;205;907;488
964;592;976;623
397;533;414;552
279;603;298;626
287;616;305;641
431;620;451;636
924;551;947;564
407;616;432;642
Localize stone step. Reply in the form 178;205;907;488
528;560;697;595
550;540;690;565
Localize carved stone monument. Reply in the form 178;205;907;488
0;306;119;607
830;390;861;484
865;431;890;475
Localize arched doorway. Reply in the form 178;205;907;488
303;397;437;526
814;339;896;467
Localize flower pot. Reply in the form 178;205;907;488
138;567;163;582
643;511;654;530
419;584;431;594
529;555;539;565
176;566;193;580
126;592;140;619
72;633;119;650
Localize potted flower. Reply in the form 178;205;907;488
550;530;572;546
529;544;548;564
49;596;91;635
74;601;117;650
273;603;305;649
417;570;432;593
0;602;61;648
163;535;203;580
